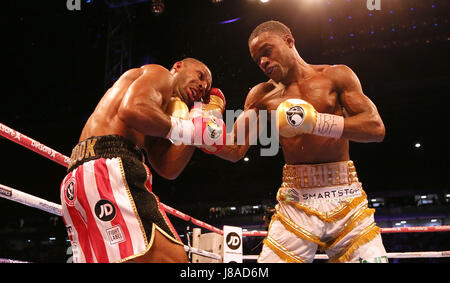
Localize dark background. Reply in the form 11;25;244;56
0;0;449;262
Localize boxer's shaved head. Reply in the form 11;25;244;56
248;20;292;46
178;57;212;92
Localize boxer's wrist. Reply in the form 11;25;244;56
192;115;226;154
165;116;194;145
202;88;226;117
189;101;204;119
312;113;344;139
277;99;344;139
189;101;222;120
166;97;189;119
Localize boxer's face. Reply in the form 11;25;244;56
173;62;212;106
249;31;295;83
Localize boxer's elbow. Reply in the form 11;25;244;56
231;151;247;163
365;118;385;143
154;166;181;180
226;155;243;163
161;171;179;180
117;95;149;126
374;123;385;142
370;116;385;142
117;101;136;125
216;145;247;163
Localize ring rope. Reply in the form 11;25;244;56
2;122;450;235
0;122;226;234
2;183;450;237
3;183;449;262
0;122;71;167
1;122;450;262
0;258;29;263
0;183;221;260
243;251;450;260
0;183;62;216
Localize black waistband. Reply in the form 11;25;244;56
68;135;144;172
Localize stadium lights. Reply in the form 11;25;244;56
151;0;164;15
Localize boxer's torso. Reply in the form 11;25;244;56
248;65;349;165
79;65;174;148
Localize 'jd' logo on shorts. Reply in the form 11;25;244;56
226;232;241;250
95;199;116;222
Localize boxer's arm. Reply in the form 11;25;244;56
215;110;258;162
144;136;195;180
330;65;385;143
118;66;172;138
215;86;264;162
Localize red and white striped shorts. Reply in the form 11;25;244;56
60;136;182;263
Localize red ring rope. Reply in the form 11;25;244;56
1;122;449;236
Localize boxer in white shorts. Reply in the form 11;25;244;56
258;161;387;263
215;20;388;263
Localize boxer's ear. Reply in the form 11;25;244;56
170;61;184;74
283;34;295;48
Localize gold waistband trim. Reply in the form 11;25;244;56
263;236;308;263
328;223;380;263
274;210;327;248
282;160;358;189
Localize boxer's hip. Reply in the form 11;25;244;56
68;135;144;172
61;135;183;262
259;161;385;263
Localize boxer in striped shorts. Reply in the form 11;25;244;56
60;58;226;263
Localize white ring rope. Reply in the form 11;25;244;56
0;122;224;234
0;258;29;263
0;183;220;260
243;251;450;261
0;184;62;216
184;246;222;261
2;177;450;261
1;121;450;262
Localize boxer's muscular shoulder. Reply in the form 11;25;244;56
136;64;173;93
116;65;169;84
322;64;352;78
140;64;170;75
140;64;172;83
323;64;358;90
244;81;279;110
311;64;333;72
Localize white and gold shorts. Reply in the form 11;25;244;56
258;161;388;263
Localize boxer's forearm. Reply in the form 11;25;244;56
214;133;251;162
340;112;385;143
145;138;195;180
215;145;249;163
214;107;259;162
118;100;172;138
156;144;196;180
